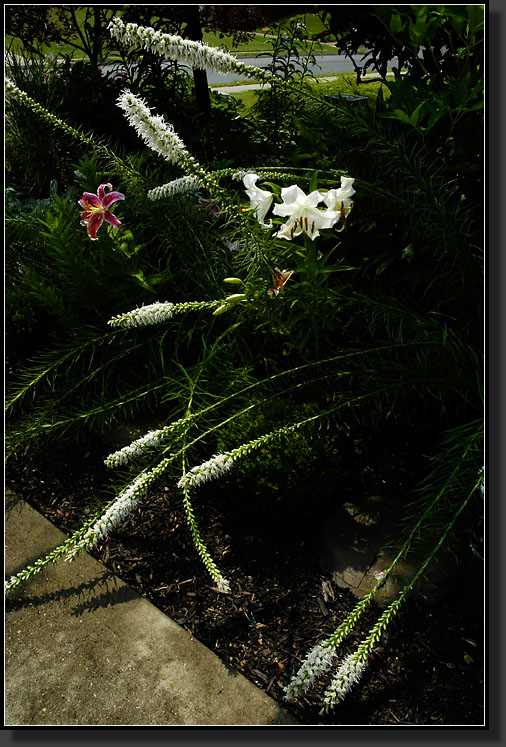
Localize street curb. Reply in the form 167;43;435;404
5;493;299;726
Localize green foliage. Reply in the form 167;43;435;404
6;175;151;339
216;397;342;512
252;18;323;148
5;51;139;196
284;98;482;328
373;5;484;178
5;6;118;64
318;5;483;197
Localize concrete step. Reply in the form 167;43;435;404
5;492;298;726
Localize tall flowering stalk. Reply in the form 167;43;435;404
321;654;369;710
284;643;338;700
6;370;374;594
6;350;385;596
4;464;165;592
103;350;377;470
147;176;199;201
108;300;222;328
65;459;172;559
5;78;97;150
180;483;231;592
116;90;191;167
5;78;142;188
115;89;230;208
108;17;276;85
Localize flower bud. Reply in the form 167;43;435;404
212;304;232;316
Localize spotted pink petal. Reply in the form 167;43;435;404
78;183;125;240
104;210;121;229
102;190;125;209
86;212;105;241
97;183;113;202
79;193;102;209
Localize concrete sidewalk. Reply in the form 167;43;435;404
211;70;402;94
4;492;298;726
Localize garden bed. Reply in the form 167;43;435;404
5;434;484;726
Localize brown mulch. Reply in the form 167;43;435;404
5;437;484;726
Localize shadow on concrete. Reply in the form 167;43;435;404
5;571;138;616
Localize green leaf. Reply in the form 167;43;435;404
389;14;404;35
309;170;320;193
130;270;154;291
388;109;416;125
425;107;446;130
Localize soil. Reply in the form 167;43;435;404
5;435;485;727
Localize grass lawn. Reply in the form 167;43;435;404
203;30;337;56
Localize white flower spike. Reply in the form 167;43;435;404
321;652;369;710
284;642;337;700
116;90;188;165
148;176;199;201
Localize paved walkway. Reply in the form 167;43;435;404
211;71;398;94
4;492;298;726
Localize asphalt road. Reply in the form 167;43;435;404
204;52;370;85
101;52;395;86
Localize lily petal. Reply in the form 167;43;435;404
102;190;125;209
243;173;273;227
97;183;113;202
86;212;104;240
104;210;121;229
79;193;102;209
78;182;125;240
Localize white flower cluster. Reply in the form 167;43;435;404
116;90;188;165
178;452;235;491
243;174;356;240
216;576;231;593
108;302;175;328
66;469;157;558
284;642;337;700
321;653;369;710
148;176;199;201
105;428;170;468
109;17;255;77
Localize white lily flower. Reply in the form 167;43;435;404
243;173;273;228
322;177;356;219
272;185;341;241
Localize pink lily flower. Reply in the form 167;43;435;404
78;183;125;240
